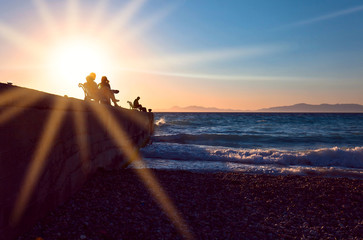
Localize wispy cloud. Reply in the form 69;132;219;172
160;46;281;66
277;4;363;30
132;45;287;69
117;67;320;82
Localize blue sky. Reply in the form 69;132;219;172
0;0;362;110
148;1;363;75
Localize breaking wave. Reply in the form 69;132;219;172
141;143;363;169
143;113;363;177
155;117;166;126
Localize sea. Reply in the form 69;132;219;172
138;113;363;178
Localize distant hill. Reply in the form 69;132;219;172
257;103;363;112
155;105;245;112
155;103;363;112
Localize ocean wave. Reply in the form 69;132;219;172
153;133;260;146
140;143;363;169
137;159;363;178
151;133;356;148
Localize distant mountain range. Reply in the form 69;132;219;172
157;105;244;112
156;103;363;112
257;103;363;112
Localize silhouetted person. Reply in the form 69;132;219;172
98;76;119;106
82;72;99;101
133;96;146;111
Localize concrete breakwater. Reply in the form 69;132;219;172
0;83;154;239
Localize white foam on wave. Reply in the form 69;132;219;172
209;146;363;168
132;159;363;179
141;143;363;169
155;117;166;126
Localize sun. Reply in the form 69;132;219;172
47;35;115;96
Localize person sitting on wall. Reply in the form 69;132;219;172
82;72;99;101
98;76;120;107
133;96;147;112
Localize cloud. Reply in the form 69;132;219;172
117;67;321;82
277;4;363;30
137;45;287;69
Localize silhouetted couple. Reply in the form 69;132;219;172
133;96;147;112
81;72;119;107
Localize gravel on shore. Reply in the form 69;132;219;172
18;169;363;240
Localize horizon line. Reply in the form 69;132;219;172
154;103;363;113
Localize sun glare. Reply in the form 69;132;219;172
48;36;114;94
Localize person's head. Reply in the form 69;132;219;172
101;76;109;83
89;72;96;80
86;75;94;82
137;96;140;100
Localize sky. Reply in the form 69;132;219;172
0;0;362;111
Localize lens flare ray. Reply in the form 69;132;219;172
0;64;50;71
66;0;79;34
85;0;109;34
102;0;146;38
121;4;177;43
11;98;68;225
72;100;90;172
0;88;30;106
32;0;59;38
88;103;194;240
0;21;43;56
0;90;44;125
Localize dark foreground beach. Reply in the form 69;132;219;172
19;169;362;240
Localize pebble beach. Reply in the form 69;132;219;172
18;169;363;240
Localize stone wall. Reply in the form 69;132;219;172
0;83;153;239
